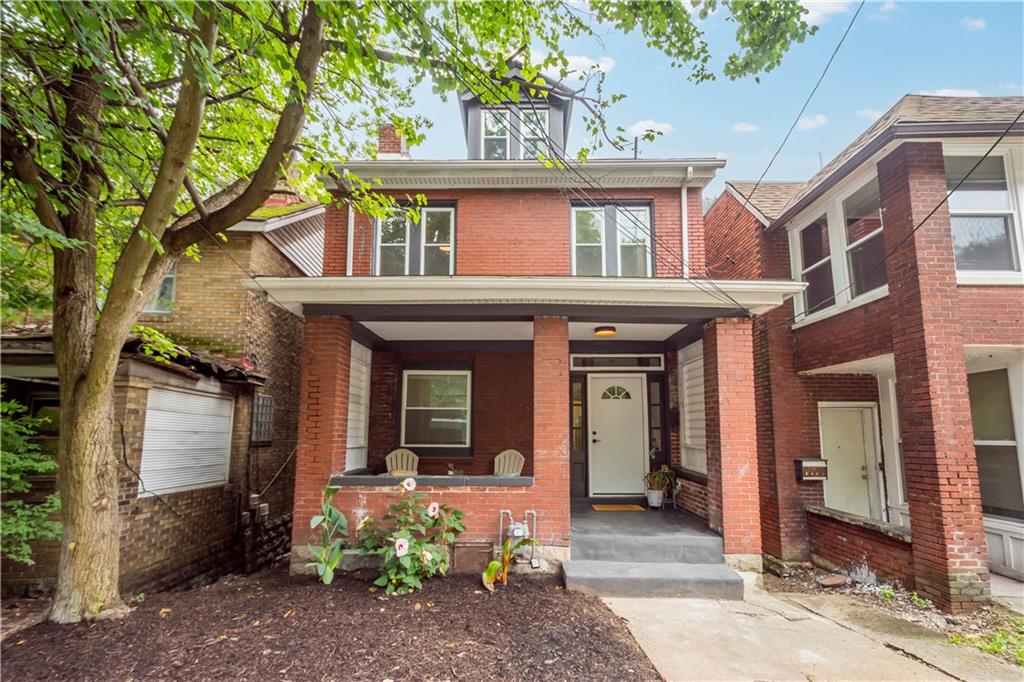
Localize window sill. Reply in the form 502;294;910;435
806;504;911;542
674;467;708;485
329;474;534;488
791;285;889;330
956;271;1024;286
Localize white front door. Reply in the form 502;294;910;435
588;374;648;496
820;406;879;518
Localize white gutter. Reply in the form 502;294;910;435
243;275;805;317
345;203;354;277
680;183;689;277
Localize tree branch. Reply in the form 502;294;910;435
0;124;66;236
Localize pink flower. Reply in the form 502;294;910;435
422;550;433;563
394;538;409;557
426;502;440;518
401;477;417;492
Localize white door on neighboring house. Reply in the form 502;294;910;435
588;374;648;496
820;405;880;518
345;341;372;471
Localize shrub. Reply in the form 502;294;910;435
356;478;465;595
306;485;348;585
1;395;61;564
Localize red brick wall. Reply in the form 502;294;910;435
324;188;689;277
792;297;892;372
704;190;764;280
959;286;1024;345
685;186;707;277
807;511;915;588
366;350;534;476
878;141;989;612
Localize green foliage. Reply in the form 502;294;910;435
644;469;676;492
306;486;349;585
949;616;1024;667
131;324;184;365
0;394;61;565
910;591;933;610
482;536;537;593
356;479;465;595
880;585;895;602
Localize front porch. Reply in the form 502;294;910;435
259;276;802;573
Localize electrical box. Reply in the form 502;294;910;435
796;458;828;481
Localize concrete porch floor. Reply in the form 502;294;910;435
571;498;716;538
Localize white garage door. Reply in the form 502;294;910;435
139;387;235;496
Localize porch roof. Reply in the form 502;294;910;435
248;276;805;320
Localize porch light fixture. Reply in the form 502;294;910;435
593;325;617;337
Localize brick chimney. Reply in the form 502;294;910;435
377;124;409;159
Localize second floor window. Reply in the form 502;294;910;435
571;205;653;277
375;207;455;276
946;155;1020;272
483;109;510;160
798;216;835;314
521;109;549;159
143;266;176;313
842;177;887;297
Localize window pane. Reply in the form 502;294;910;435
951;216;1018;271
522;137;543;159
483;138;507;160
523;110;547;133
378;246;406;275
380;216;407;244
405;373;468;408
575;245;602;275
424;211;451;244
847;231;887;296
800;216;830;267
575;209;603;244
976;445;1024;519
483;110;508;137
404;408;469;445
967;369;1016;441
803;262;835;313
146;273;175;312
423;246;450;275
620;245;648;277
946;156;1011;211
843;178;883;244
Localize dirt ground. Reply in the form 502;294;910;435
1;563;661;681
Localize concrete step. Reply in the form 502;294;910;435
562;560;744;599
571;533;724;564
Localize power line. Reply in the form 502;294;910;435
735;0;865;220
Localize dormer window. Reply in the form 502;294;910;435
482;109;510;160
521;109;549;159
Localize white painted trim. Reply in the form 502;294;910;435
570;207;607;277
419;207;456;276
346;203;354;277
681;186;690;277
791;285;889;330
586;372;649;496
615;206;653;278
519;108;550;159
399;369;472;448
481;108;511;160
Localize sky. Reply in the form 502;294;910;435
406;0;1024;199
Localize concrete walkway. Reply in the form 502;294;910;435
990;574;1024;615
604;582;1021;681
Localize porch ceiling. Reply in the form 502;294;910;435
361;320;686;342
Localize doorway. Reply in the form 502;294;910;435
819;403;882;519
587;374;648;496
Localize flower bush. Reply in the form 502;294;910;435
356;478;465;595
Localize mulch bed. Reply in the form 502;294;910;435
2;563;661;681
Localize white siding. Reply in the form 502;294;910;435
346;341;372;470
678;342;707;474
139;387;234;496
265;214;324;276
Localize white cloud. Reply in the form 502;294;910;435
800;1;853;26
999;81;1023;94
627;119;674;138
918;88;982;97
856;108;883;122
879;1;898;13
797;114;829;130
869;1;898;21
731;122;760;133
563;55;615;79
961;17;986;31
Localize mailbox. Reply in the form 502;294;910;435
796;458;828;481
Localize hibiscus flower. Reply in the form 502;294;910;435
422;550;433;563
394;538;409;557
426;502;440;518
401;477;416;492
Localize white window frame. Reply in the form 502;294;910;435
399;369;472;449
615;206;654;278
520;108;549;159
481;108;510;160
143;266;177;314
678;341;707;475
841;178;887;299
968;361;1024;519
943;142;1024;285
570;207;607;276
374;207;455;276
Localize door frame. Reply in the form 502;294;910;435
817;401;884;519
586;372;649;497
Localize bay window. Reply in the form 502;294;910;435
945;155;1020;273
401;370;471;449
482;109;510;160
375;207;454;276
571;204;653;277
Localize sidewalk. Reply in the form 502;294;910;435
604;579;1020;681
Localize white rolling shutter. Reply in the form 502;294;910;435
346;341;372;471
138;387;235;496
678;342;707;474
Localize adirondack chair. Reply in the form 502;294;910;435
385;448;419;475
493;449;525;476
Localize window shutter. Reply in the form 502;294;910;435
346;342;372;470
139;387;234;496
678;344;707;474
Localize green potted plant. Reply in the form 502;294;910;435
644;469;674;508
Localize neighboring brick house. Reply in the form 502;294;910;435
256;79;803;590
704;95;1024;612
1;198;321;596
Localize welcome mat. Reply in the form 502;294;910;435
591;504;646;512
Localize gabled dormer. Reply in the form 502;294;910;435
458;68;574;160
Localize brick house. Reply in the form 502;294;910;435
256;84;803;595
0;198;321;595
704;95;1023;612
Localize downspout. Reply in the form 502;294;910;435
345;201;355;277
